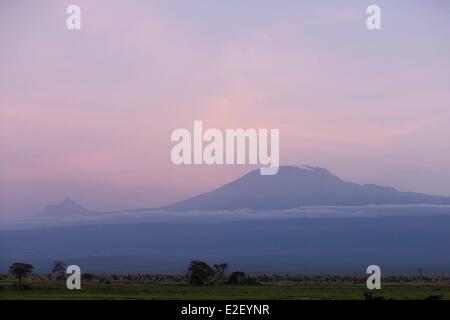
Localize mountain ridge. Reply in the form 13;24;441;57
38;166;450;216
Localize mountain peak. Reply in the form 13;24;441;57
62;197;77;205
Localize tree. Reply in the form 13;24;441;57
187;260;214;286
9;263;34;283
51;260;67;280
213;263;229;275
213;263;229;283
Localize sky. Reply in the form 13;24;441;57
1;0;450;220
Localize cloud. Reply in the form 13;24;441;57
4;204;450;230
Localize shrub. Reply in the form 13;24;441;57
228;271;257;285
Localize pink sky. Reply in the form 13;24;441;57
1;0;450;219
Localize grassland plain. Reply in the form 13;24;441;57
1;283;450;300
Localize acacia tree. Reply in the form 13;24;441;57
213;263;229;283
52;260;67;280
187;261;214;286
9;263;34;283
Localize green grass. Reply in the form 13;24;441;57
1;283;449;300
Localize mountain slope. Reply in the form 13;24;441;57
165;166;450;211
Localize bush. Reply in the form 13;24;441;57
228;271;257;285
187;261;215;286
82;273;96;282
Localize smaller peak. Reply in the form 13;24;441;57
38;198;89;217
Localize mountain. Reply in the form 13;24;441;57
39;198;91;217
166;165;450;211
